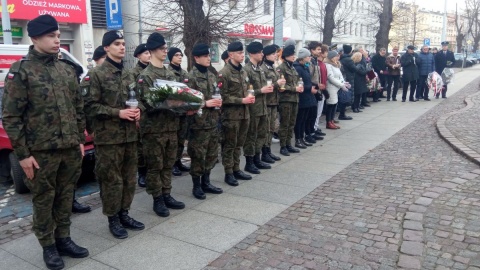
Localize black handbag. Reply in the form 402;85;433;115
338;89;353;105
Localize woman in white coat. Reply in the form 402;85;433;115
324;50;349;129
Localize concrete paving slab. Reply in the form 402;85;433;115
130;191;203;214
325;138;383;149
254;169;332;189
93;231;220;270
279;158;351;175
0;249;38;269
150;210;258;253
193;193;287;225
296;151;363;165
68;259;117;270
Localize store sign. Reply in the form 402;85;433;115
244;24;274;37
0;0;87;24
0;55;23;69
106;0;123;30
0;26;23;37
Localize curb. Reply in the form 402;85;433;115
436;91;480;166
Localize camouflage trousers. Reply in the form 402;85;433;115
137;129;145;168
95;143;137;217
278;102;298;147
143;132;177;197
26;148;82;247
243;114;267;156
221;118;249;174
264;106;278;147
176;115;189;160
187;128;219;177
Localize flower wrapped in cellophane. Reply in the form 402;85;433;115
145;79;204;115
427;72;444;97
441;68;454;85
367;71;382;92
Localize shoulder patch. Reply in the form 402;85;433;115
7;73;15;80
184;78;189;83
218;73;223;78
84;75;90;81
137;76;144;84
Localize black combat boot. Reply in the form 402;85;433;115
201;172;223;194
280;146;290;156
118;209;145;230
295;139;307;149
108;215;128;239
163;194;185;209
254;153;271;169
175;159;190;172
224;174;239;186
233;170;252;180
261;147;275;164
55;237;89;258
244;156;260;174
192;176;206;200
267;147;281;161
153;195;170;217
286;145;300;153
137;167;147;187
172;166;182;176
43;244;64;270
72;191;91;213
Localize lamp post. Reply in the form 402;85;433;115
1;0;13;44
274;0;286;46
441;0;447;42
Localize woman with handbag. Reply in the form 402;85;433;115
325;50;349;129
352;52;370;113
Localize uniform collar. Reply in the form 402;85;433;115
27;45;57;65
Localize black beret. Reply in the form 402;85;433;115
221;50;229;60
228;41;243;52
282;45;295;59
134;43;148;57
441;41;449;46
263;45;277;56
343;45;353;54
191;44;210;57
102;30;124;47
407;45;415;50
93;46;106;61
146;32;166;50
27;15;58;37
247;41;263;54
167;47;183;61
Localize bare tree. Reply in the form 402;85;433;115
465;0;480;52
455;4;466;53
389;1;427;49
373;0;393;52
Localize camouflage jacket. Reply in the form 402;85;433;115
186;66;220;130
218;62;250;120
260;62;280;106
2;47;85;160
129;61;148;81
167;64;189;83
83;59;138;145
137;64;179;134
277;61;300;103
244;62;268;116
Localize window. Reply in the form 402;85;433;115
356;0;359;11
293;0;298;19
360;24;363;36
355;24;358;36
248;0;254;12
91;0;106;28
264;0;270;14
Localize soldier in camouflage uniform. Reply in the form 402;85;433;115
137;33;186;217
2;15;89;269
83;30;145;240
261;45;285;163
218;42;256;186
185;44;223;199
92;45;107;66
129;43;150;188
243;42;274;174
167;47;191;176
277;45;304;156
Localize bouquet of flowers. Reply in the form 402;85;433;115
427;72;444;97
441;68;454;85
145;79;204;115
367;71;382;92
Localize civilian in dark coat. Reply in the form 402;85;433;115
351;52;369;113
417;45;435;100
434;41;455;98
400;46;420;102
371;48;388;100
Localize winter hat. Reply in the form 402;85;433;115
146;32;166;50
191;44;210;57
327;50;339;59
282;45;295;59
27;15;58;37
134;43;148;57
343;44;353;54
297;48;310;59
102;30;124;47
168;47;183;61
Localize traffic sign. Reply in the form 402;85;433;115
424;38;431;46
467;40;472;45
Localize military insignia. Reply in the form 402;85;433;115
82;87;89;96
218;73;223;78
116;31;124;38
84;76;90;81
217;82;223;88
138;78;143;84
7;73;14;79
245;77;249;83
184;79;189;83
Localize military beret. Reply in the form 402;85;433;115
27;15;59;37
191;44;210;57
343;44;353;54
329;43;338;51
134;43;148;57
282;45;295;59
441;41;449;46
247;41;263;54
93;46;106;61
102;30;124;47
263;45;277;56
168;47;183;61
146;32;166;50
228;41;243;52
221;50;229;60
407;45;415;50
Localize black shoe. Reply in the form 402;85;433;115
435;96;439;99
175;160;190;172
43;244;64;270
192;176;206;200
72;199;91;213
359;105;365;109
254;153;271;169
108;215;128;239
56;237;89;258
233;170;252;180
119;209;145;230
163;194;185;209
338;115;353;120
415;98;420;101
280;147;290;156
402;99;406;102
424;98;431;101
352;108;360;113
392;98;397;101
362;104;371;107
387;98;390;101
409;99;416;102
261;147;275;164
267;147;281;161
172;166;182;176
201;172;223;194
304;136;317;144
286;145;300;153
295;139;307;149
442;96;447;99
380;95;387;98
153;196;170;217
301;138;313;146
273;132;279;139
224;174;239;186
244;156;260;174
315;130;326;136
312;134;324;140
137;167;147;187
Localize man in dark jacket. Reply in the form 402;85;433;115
417;45;435;101
370;48;388;101
339;44;355;118
400;45;420;102
434;41;455;98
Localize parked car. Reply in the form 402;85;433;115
453;53;474;68
470;53;480;63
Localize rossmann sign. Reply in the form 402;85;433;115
0;0;87;24
244;24;274;37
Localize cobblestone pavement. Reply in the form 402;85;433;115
205;79;480;270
